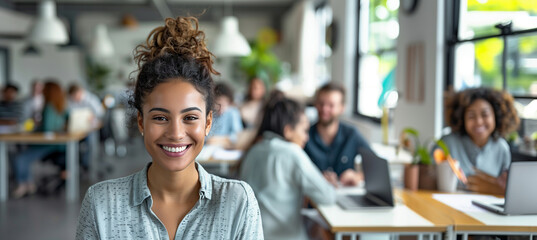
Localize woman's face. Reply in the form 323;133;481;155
137;80;212;172
464;99;495;146
285;113;310;148
250;78;266;101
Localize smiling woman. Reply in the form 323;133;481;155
441;87;519;195
76;16;263;240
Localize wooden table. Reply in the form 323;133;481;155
399;190;537;240
315;188;537;240
0;131;90;202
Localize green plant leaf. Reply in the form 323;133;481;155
402;127;419;137
416;147;432;165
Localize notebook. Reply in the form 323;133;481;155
471;161;537;215
337;147;394;209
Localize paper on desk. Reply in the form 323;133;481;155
213;149;242;161
432;193;503;213
196;145;218;161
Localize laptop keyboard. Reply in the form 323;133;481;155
345;195;378;207
494;203;505;208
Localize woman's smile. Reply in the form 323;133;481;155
160;143;191;157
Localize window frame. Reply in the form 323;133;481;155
353;0;398;123
445;1;537;99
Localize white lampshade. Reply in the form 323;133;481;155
90;24;114;57
27;0;68;44
212;16;251;57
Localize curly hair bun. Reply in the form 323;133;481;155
134;16;218;75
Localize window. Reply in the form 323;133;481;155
448;0;537;118
356;0;399;119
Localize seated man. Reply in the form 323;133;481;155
0;84;24;125
304;83;370;186
67;84;104;169
67;84;104;121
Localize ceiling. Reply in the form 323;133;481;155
6;0;300;21
9;0;294;4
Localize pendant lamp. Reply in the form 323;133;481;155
212;16;251;57
90;24;114;58
27;0;68;44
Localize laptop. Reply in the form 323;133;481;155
337;147;394;209
471;161;537;215
68;108;94;133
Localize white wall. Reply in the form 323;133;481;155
325;0;446;144
329;0;357;115
0;7;32;35
393;0;445;140
0;40;85;97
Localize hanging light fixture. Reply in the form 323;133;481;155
90;24;114;58
212;16;251;57
27;0;68;44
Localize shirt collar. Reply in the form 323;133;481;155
196;162;213;200
131;162;213;206
132;162;152;206
262;131;285;141
311;122;343;148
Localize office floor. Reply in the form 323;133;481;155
0;136;152;240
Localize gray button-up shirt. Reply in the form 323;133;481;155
76;162;263;239
239;131;335;240
442;133;511;177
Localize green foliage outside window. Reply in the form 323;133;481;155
462;0;537;95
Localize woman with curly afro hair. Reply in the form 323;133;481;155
442;87;520;195
76;16;263;239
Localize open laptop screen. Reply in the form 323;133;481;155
360;147;394;207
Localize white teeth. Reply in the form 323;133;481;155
162;145;187;153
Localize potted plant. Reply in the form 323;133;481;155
239;28;282;88
400;127;449;191
86;58;112;95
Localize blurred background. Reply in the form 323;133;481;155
0;0;536;239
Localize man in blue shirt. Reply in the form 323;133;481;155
304;83;370;186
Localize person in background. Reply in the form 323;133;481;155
443;87;519;195
23;80;44;127
12;81;69;198
304;83;370;187
0;84;24;125
240;77;266;129
67;84;105;120
67;84;105;168
76;16;262;239
206;82;243;148
239;92;335;240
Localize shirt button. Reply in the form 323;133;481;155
341;156;348;164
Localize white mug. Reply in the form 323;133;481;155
436;161;458;192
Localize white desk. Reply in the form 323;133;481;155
196;145;241;175
0;131;89;202
315;188;446;240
